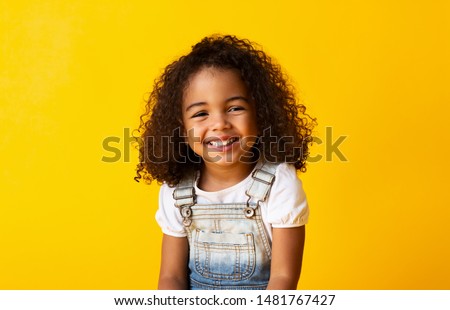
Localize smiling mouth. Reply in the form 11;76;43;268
204;137;239;148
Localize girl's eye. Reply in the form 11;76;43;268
228;106;244;112
192;111;208;118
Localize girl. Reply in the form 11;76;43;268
136;35;316;290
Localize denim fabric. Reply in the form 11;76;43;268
186;202;272;290
173;163;279;290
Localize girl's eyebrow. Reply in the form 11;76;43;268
185;101;206;112
185;96;250;112
226;96;250;104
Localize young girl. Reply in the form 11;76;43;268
136;35;315;290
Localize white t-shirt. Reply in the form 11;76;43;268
155;162;309;241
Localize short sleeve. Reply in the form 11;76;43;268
265;163;309;228
155;184;187;237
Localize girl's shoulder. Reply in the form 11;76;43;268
270;163;305;196
275;162;301;179
160;182;175;192
261;162;301;183
257;161;305;198
264;162;309;227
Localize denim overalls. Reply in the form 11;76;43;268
173;163;278;290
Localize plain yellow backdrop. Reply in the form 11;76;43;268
1;0;449;289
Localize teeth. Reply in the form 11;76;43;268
208;137;237;147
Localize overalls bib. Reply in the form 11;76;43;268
173;163;278;290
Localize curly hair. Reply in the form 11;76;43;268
135;34;316;186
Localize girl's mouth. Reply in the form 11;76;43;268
207;137;238;147
203;136;239;151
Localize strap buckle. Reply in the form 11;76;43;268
172;187;195;201
251;168;275;185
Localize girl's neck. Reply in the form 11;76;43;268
197;162;256;192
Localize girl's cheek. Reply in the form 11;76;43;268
185;127;197;141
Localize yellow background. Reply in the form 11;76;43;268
1;0;449;289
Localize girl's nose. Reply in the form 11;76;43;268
210;113;231;131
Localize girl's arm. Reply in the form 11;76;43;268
266;226;306;290
158;234;189;289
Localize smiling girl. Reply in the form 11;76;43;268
136;35;316;290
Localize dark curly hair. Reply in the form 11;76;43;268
135;34;316;186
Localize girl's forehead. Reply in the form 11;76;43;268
188;66;239;81
183;67;247;100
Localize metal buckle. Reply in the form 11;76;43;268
180;206;193;227
244;192;258;218
180;206;192;218
251;169;275;185
244;207;255;218
182;218;192;227
172;187;195;200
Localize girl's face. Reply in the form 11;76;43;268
182;67;258;170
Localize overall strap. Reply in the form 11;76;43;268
173;172;196;226
173;173;196;208
244;162;278;217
